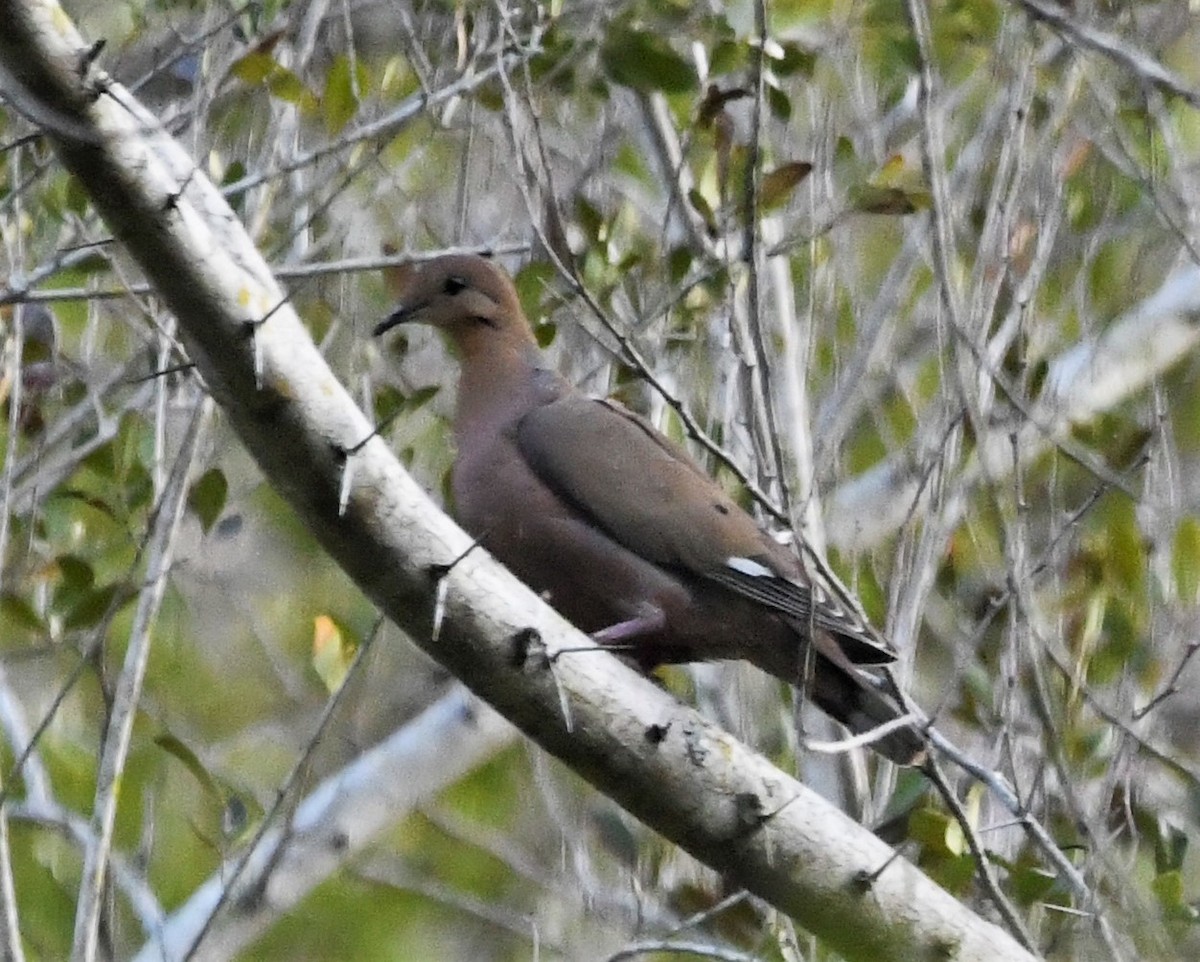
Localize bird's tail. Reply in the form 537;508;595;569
747;640;926;764
807;655;926;765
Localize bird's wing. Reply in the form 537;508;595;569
515;394;895;664
704;559;894;664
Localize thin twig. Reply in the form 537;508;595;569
1011;0;1200;109
926;758;1039;954
72;398;210;962
180;617;384;960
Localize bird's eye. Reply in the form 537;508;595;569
443;276;467;295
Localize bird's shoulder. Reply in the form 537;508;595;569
513;391;773;569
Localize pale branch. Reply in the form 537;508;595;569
7;798;165;936
134;690;516;962
828;263;1200;550
3;244;531;304
72;400;208;962
0;806;22;962
1011;0;1200;109
0;50;535;308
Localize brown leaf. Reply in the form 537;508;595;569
760;161;813;209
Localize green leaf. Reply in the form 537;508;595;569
534;321;558;349
155;732;222;802
373;385;405;425
574;195;605;242
267;67;318;110
1009;864;1060;906
52;555;95;615
765;84;791;121
1155;817;1189;874
909;807;965;857
402;385;440;413
158;732;261;844
708;39;745;76
601;28;696;94
188;468;228;535
834;135;857;164
221;160;248;216
125;460;155;513
687;188;717;233
57;555;95;591
230;50;318;111
312;614;358;692
229;51;276;85
65;176;91;217
1;593;47;635
53;488;119;524
668;246;693;284
1099;493;1146;591
220;160;247;186
1150;870;1198;921
323;55;369;135
63;583;121;630
473;80;504;112
514;261;557;320
847;183;929;215
771;41;816;77
1172;517;1200;602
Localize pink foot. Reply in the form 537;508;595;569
592;606;667;644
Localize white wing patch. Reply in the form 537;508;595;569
706;553;897;665
725;556;774;578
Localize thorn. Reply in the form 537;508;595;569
549;641;634;664
337;454;355;517
342;425;381;457
80;39;106;73
426;541;485;642
252;325;264;389
86;75;110;103
853;849;903;891
125;361;196;385
432;574;450;641
164;168;197;211
429;539;484;581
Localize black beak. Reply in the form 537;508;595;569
373;302;421;337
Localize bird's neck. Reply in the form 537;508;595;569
454;338;553;444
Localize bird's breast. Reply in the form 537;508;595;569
451;434;692;635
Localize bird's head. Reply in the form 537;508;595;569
374;254;533;353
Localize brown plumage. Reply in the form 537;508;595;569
376;254;923;763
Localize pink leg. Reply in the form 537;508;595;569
592;606;667;645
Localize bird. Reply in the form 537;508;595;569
374;254;924;764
